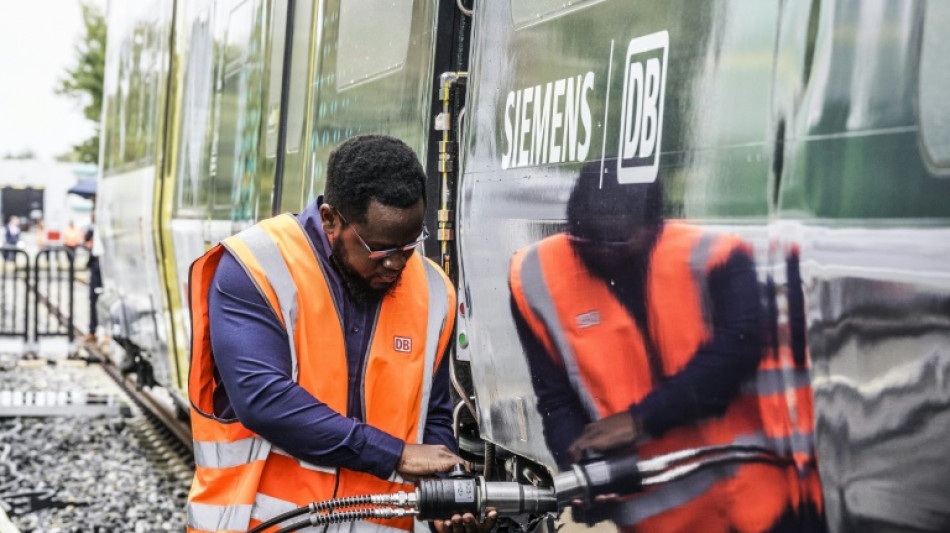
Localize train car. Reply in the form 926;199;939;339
97;1;950;532
98;0;470;405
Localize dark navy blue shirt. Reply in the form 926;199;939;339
208;199;456;480
514;242;763;470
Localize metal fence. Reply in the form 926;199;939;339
0;247;31;341
0;246;75;351
33;247;75;343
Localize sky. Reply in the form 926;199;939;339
0;0;106;161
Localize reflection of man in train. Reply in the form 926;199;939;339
509;163;821;532
187;135;495;533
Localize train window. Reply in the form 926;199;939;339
285;0;312;155
264;1;288;159
174;5;214;217
919;1;950;172
510;0;602;29
210;0;257;219
336;0;413;90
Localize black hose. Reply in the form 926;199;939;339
247;494;386;533
483;442;495;480
274;508;384;533
246;503;312;533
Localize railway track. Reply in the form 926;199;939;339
0;285;193;532
36;277;193;458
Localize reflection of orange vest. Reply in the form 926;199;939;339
510;224;817;533
186;214;456;533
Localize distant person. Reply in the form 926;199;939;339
83;213;102;343
4;216;21;261
63;220;83;251
35;220;47;249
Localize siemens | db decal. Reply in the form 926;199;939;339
501;72;595;169
617;31;668;184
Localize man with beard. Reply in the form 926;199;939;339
508;163;821;532
186;135;494;533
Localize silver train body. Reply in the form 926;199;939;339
97;1;950;531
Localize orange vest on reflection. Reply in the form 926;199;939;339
509;224;818;533
186;214;456;533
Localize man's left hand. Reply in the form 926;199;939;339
569;411;640;463
434;508;498;533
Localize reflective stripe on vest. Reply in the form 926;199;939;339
187;497;418;533
223;224;301;380
418;261;450;442
187;492;301;532
193;436;269;469
517;245;601;421
187;501;253;532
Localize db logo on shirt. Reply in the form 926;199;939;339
394;336;413;353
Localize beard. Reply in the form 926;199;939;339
330;237;400;306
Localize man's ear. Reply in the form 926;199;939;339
319;204;338;235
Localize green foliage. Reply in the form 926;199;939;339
56;1;107;164
3;149;37;160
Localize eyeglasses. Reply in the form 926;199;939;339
566;233;635;249
335;209;429;260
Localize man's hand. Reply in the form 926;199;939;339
434;508;498;533
568;411;640;463
396;444;463;482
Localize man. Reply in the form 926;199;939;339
4;216;20;261
509;163;821;532
83;210;102;343
187;135;493;532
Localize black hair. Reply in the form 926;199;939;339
324;134;427;223
566;158;664;241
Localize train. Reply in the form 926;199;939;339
96;1;950;531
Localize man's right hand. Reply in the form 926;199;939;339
396;444;463;482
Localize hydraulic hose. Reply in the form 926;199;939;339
274;507;418;533
248;445;790;532
247;492;416;533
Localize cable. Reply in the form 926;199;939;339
274;508;418;533
455;0;473;16
449;358;477;420
247;503;314;533
247;493;414;533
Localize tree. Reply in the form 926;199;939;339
3;149;37;160
56;1;107;164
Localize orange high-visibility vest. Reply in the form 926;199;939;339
510;223;818;533
186;214;456;533
63;226;83;247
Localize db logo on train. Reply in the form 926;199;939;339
617;30;668;184
393;336;413;353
